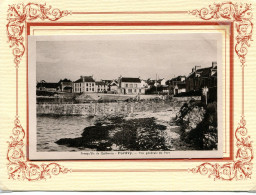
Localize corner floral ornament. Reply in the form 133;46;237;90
189;2;253;66
190;117;253;180
8;117;71;180
7;3;71;67
7;3;71;180
189;2;253;180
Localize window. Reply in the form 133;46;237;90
126;84;128;87
128;89;132;93
134;84;137;87
129;84;133;88
86;83;88;86
134;89;136;92
92;88;94;91
86;88;88;91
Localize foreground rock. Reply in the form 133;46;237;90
56;116;173;151
176;100;218;150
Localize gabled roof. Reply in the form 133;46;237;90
110;82;118;86
74;76;95;83
37;82;59;88
120;77;141;83
187;66;216;79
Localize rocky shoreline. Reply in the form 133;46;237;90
54;99;217;152
175;100;218;150
55;109;193;151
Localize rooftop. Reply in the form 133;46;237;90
74;76;95;83
120;77;141;83
36;82;59;88
95;81;105;85
58;78;72;83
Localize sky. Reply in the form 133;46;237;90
36;34;218;82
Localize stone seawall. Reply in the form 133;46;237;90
37;101;184;116
172;96;201;101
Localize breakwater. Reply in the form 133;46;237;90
37;101;184;116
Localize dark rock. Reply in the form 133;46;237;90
56;116;169;151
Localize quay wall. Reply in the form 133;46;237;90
172;96;201;101
37;101;184;116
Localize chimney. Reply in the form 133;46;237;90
195;65;201;71
212;61;217;68
80;76;84;82
192;68;194;72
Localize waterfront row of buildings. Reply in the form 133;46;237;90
37;61;217;96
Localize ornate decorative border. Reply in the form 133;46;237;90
189;2;253;180
6;2;253;181
189;2;253;67
7;3;71;180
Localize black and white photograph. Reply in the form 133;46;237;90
28;33;223;160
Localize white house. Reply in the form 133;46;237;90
73;76;96;93
118;77;145;95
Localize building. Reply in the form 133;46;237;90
118;77;145;95
158;78;167;86
166;76;186;95
146;79;156;88
173;83;186;95
95;81;107;93
143;78;170;94
36;80;59;92
58;78;72;92
109;80;119;93
73;76;96;93
186;62;217;92
141;80;149;90
101;80;112;91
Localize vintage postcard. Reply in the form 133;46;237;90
28;33;223;160
0;0;255;192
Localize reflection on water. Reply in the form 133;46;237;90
37;115;97;152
